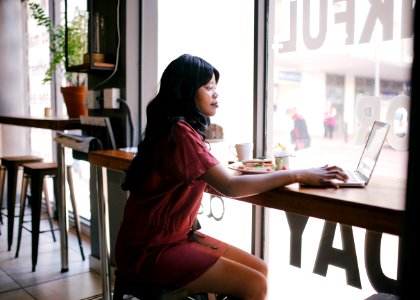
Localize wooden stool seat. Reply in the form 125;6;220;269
365;293;399;300
112;270;209;300
14;162;85;271
0;155;43;249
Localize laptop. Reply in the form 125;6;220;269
335;121;390;187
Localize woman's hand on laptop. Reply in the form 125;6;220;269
297;165;348;189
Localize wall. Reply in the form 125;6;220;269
0;0;30;156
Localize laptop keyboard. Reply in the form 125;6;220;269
344;169;364;183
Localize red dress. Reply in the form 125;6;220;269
115;121;227;287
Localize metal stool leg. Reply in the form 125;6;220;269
6;165;20;250
15;174;29;258
0;165;6;226
15;174;58;258
29;169;44;271
43;178;56;242
66;165;85;260
112;273;124;300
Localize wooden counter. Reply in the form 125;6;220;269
0;114;81;131
88;149;135;172
206;175;405;236
89;149;405;236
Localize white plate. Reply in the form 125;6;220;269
228;162;277;174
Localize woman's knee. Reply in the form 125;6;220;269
247;254;268;279
223;245;268;278
257;259;268;278
246;271;268;299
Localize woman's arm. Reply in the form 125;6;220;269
201;164;348;198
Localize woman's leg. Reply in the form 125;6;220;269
182;244;268;300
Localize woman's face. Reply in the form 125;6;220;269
195;74;219;117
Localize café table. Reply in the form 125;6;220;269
88;148;406;300
211;175;405;236
0;114;81;272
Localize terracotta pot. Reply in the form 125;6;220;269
61;86;88;118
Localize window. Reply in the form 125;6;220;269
157;0;255;251
28;0;53;161
27;0;91;220
265;0;412;298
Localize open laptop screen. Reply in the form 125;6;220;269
356;121;390;184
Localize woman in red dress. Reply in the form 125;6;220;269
115;54;347;299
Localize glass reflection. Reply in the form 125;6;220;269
266;1;412;298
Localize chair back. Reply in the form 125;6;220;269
70;116;117;161
80;115;116;150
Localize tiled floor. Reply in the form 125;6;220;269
0;211;103;300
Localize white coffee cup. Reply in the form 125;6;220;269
44;107;52;117
230;143;253;161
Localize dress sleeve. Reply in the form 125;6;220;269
161;122;219;184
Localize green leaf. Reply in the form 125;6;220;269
28;1;87;86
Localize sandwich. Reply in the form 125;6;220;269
241;158;273;168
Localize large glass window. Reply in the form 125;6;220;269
157;0;255;251
27;0;53;161
27;0;91;220
265;0;412;298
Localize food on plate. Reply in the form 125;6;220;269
242;158;273;167
241;158;275;172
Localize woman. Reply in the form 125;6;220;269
286;106;311;150
115;54;348;300
324;101;337;139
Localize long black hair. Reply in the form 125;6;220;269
122;54;220;192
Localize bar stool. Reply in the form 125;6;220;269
365;293;399;300
112;270;210;300
15;163;57;247
0;155;44;249
14;162;85;271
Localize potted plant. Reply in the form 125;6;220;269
29;2;88;117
